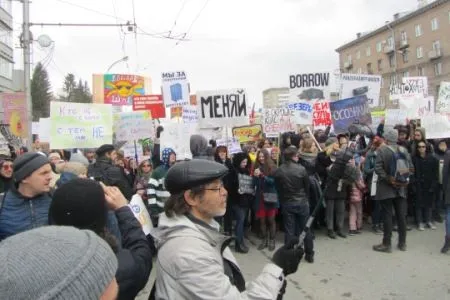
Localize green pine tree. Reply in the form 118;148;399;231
30;62;53;121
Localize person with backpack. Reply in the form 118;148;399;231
373;127;413;253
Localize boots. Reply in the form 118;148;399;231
441;236;450;254
235;242;249;254
268;239;276;251
258;236;268;250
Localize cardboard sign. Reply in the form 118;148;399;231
437;82;450;113
263;108;296;137
289;72;331;101
385;109;407;126
115;112;154;141
128;194;153;235
340;73;382;107
286;102;313;125
2;92;28;138
232;124;263;143
160;123;192;160
182;105;198;124
197;89;248;128
421;114;450;139
162;71;189;107
216;137;242;154
132;95;166;118
329;95;371;134
398;95;434;119
50;102;113;149
312;100;332;127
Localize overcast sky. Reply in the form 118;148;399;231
12;0;418;107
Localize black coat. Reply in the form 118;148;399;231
412;154;439;208
88;158;133;200
115;206;153;300
274;161;310;205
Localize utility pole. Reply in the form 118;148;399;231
22;0;32;149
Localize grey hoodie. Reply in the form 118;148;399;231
190;134;213;160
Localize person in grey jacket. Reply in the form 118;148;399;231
151;159;303;300
373;127;412;253
190;134;214;160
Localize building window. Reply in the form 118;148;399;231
0;57;12;79
366;46;371;57
435;62;442;76
390;74;398;86
415;24;423;37
376;42;382;53
432;40;441;55
377;59;383;71
400;31;407;42
347;54;352;63
402;51;408;63
431;17;439;31
389;54;395;68
356;50;361;60
357;67;362;74
0;0;12;14
416;46;423;59
387;36;394;47
0;25;12;48
402;71;410;78
367;63;372;74
418;66;425;76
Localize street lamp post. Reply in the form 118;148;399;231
106;56;129;73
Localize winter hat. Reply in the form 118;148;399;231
13;152;50;183
0;226;117;300
325;137;338;147
49;178;108;234
70;152;90;167
95;144;115;157
383;126;399;144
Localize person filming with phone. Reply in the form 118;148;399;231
150;159;303;300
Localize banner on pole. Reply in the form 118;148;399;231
197;89;248;128
329;95;371;134
50;102;113;149
162;71;189;107
339;73;382;107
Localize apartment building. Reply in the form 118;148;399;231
0;0;12;92
336;0;450;108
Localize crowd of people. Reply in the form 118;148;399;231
0;119;449;299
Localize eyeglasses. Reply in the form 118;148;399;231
203;183;225;192
2;164;12;171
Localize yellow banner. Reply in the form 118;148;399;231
232;124;263;143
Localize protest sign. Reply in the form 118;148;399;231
216;137;242;154
182;105;198;124
289;72;330;101
340;73;382;107
2;92;28;138
0;132;9;156
32;122;39;135
115;112;154;141
437;82;450;113
121;141;144;161
329;95;371;134
170;107;183;119
232;124;263;143
50;102;113;149
390;76;428;106
385;109;407;126
312;101;332;127
263;108;296;137
370;110;385;133
286;102;313;125
421;114;450;139
399;95;434;119
160;123;192;160
197;89;248;128
128;194;153;235
162;71;189;107
104;74;145;106
38;118;51;143
132;95;166;118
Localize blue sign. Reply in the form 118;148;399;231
329;95;371;134
170;83;182;102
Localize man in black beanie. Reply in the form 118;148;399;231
88;144;133;200
0;152;53;241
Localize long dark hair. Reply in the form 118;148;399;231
164;185;205;218
254;149;276;176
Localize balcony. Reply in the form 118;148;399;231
384;45;394;54
344;61;353;69
428;48;442;60
399;39;409;49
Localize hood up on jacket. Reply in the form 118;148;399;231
232;152;251;174
161;148;176;168
190;135;211;159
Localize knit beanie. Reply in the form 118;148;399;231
0;226;117;300
62;161;87;176
13;152;50;183
383;126;399;144
70;152;90;167
49;178;108;234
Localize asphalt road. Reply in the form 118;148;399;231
138;224;450;300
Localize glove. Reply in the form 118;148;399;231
272;238;304;276
156;126;164;138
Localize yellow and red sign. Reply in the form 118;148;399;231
2;92;28;138
232;124;263;143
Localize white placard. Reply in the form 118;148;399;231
128;194;153;235
421;114;450;139
216;137;242;154
160;123;192;160
38;118;50;143
182;105;198;124
340;73;382;108
0;132;9;156
385;109;407;126
437;82;450;113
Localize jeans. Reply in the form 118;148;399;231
232;205;249;245
372;197;384;225
381;197;407;246
281;202;314;255
415;207;431;224
446;205;450;236
107;210;122;248
326;199;345;232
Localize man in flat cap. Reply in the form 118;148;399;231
88;144;133;200
150;159;304;299
0;152;53;241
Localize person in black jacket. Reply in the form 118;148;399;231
49;178;152;300
88;144;133;200
214;145;234;235
274;146;314;263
